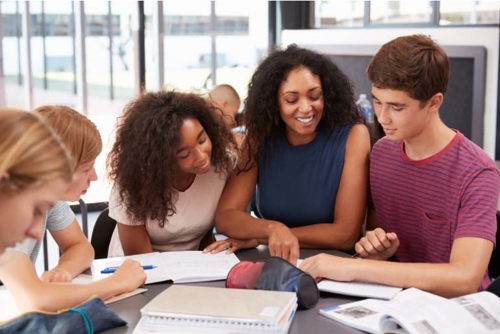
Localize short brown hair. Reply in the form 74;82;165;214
34;105;102;170
367;34;449;102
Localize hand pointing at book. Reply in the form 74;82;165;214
354;228;399;260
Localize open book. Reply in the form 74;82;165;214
318;279;402;300
132;285;297;334
91;251;240;284
320;287;500;334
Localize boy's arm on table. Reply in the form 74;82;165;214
301;236;492;298
41;219;94;282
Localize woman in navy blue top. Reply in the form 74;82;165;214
211;45;370;265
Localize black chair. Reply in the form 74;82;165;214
90;208;117;259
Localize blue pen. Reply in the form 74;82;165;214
100;265;156;274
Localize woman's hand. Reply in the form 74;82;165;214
203;238;259;254
267;223;300;265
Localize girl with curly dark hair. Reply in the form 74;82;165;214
211;45;371;264
107;90;237;256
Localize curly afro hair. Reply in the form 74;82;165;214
108;90;236;225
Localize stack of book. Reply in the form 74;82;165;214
132;285;298;334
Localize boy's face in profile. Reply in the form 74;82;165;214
371;86;439;142
62;160;98;202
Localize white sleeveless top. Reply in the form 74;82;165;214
108;167;227;257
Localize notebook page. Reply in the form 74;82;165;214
91;251;239;284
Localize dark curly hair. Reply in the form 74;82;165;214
242;44;362;171
108;90;236;225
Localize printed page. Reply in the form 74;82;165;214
317;279;402;300
450;291;500;333
320;288;500;334
156;251;240;283
379;288;500;334
91;251;240;284
319;298;389;334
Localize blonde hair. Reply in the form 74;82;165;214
33;105;102;170
0;108;72;194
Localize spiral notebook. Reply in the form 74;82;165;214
132;285;298;334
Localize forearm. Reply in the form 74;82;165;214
13;276;130;312
54;243;94;277
347;259;483;297
118;223;154;255
292;223;362;250
215;209;280;241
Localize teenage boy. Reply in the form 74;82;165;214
300;34;500;297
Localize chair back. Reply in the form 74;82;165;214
90;207;117;259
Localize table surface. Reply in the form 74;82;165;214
104;247;364;334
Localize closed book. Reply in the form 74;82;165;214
133;285;297;334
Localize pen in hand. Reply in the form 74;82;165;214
101;265;157;274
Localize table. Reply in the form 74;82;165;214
104;247;363;333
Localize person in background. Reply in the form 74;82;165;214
211;45;371;265
0;105;146;312
0;108;72;257
107;90;242;256
209;84;241;129
300;34;500;297
209;83;245;147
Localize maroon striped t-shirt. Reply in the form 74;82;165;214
370;131;500;290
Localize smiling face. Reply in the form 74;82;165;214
278;66;324;146
62;160;98;201
175;118;213;177
0;179;67;253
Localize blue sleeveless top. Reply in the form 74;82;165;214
255;125;351;227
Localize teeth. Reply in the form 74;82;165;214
297;116;313;123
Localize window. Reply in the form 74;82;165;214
370;1;433;25
315;0;500;27
440;0;500;25
315;0;365;27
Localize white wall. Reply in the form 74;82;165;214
281;27;499;159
